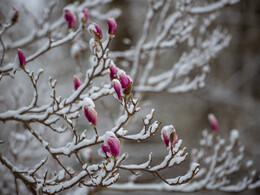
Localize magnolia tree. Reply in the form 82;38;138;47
0;0;259;194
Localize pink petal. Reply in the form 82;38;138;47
82;8;89;23
107;18;117;35
73;75;81;90
84;106;97;126
112;79;122;100
110;65;118;80
107;136;120;157
17;49;26;66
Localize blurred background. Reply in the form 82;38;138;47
0;0;260;194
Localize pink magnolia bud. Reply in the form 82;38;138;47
208;113;218;132
83;98;97;126
107;18;117;35
118;70;132;95
104;132;120;157
82;8;89;23
88;23;103;41
112;79;122;100
10;7;19;24
101;143;111;158
161;125;178;148
17;49;26;67
118;70;131;88
110;64;118;80
84;106;97;126
73;75;81;90
162;130;170;148
64;9;77;28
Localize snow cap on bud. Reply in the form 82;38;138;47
118;70;132;95
82;8;89;23
17;49;26;67
10;7;19;24
107;18;117;35
110;63;118;80
104;131;120;157
82;97;97;126
88;23;103;41
112;79;122;100
207;113;218;132
73;75;81;90
161;125;178;148
64;9;77;28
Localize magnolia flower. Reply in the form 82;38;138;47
110;64;118;80
64;9;76;28
103;131;120;157
161;125;178;148
17;49;26;67
82;97;97;126
118;70;132;95
207;113;218;132
107;18;117;35
88;23;103;41
82;8;89;23
73;75;81;90
112;79;122;100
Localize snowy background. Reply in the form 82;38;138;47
0;0;259;194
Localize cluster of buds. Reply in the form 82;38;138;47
64;8;89;29
73;75;81;90
161;125;178;149
17;49;26;68
207;113;218;132
99;132;120;158
109;63;133;101
82;97;97;127
88;17;117;42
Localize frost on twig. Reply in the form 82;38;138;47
189;129;260;192
106;129;260;193
110;0;234;96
